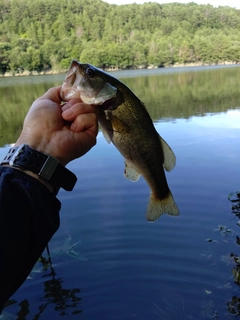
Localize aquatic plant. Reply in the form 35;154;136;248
2;235;86;318
49;235;88;261
28;235;87;278
226;191;240;316
152;298;219;320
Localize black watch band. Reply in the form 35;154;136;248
0;144;77;191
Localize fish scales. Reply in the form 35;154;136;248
109;86;169;199
61;60;179;222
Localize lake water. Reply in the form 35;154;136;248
1;65;240;319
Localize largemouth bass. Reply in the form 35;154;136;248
61;60;179;221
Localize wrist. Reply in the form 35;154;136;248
1;144;77;193
1;164;56;194
20;169;57;193
15;135;66;166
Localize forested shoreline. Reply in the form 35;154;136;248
0;0;240;75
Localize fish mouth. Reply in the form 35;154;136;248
100;97;117;111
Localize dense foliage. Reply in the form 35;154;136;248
0;0;240;74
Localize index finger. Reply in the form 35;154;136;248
37;86;62;104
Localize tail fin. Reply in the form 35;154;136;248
146;192;179;222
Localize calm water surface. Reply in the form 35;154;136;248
0;66;240;319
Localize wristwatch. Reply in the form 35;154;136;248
0;144;77;192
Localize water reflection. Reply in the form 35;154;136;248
222;193;240;317
2;244;82;319
1;66;240;146
0;111;239;319
1;67;240;319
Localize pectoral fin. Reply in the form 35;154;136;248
105;111;130;133
124;161;141;182
159;135;176;172
101;126;112;144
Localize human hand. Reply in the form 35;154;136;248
15;86;98;166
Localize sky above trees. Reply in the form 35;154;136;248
103;0;240;9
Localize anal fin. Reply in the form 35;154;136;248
159;135;176;172
124;161;141;182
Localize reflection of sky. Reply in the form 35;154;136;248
63;109;240;319
186;109;240;129
155;109;240;152
2;109;240;319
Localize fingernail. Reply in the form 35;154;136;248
62;102;72;112
71;122;77;131
62;108;73;117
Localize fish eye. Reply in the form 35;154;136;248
86;67;94;77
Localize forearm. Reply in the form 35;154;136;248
0;166;61;313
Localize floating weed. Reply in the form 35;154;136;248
215;225;232;233
51;235;88;261
233;206;240;217
211;310;219;319
205;239;219;244
233;255;240;264
213;225;227;232
217;282;232;290
153;298;195;320
28;255;52;279
228;191;240;202
221;254;235;266
0;310;16;320
212;225;235;239
205;290;212;295
236;236;240;245
202;191;240;317
200;253;213;260
232;268;240;284
200;300;216;319
227;296;240;316
28;235;87;279
229;191;240;218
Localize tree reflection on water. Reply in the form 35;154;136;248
3;244;82;319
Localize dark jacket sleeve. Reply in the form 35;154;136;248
0;166;61;313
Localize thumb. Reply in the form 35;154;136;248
37;86;62;104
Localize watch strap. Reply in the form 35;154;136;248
1;144;77;191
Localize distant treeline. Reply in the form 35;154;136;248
1;0;240;74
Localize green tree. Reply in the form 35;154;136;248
1;0;240;73
0;42;11;73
